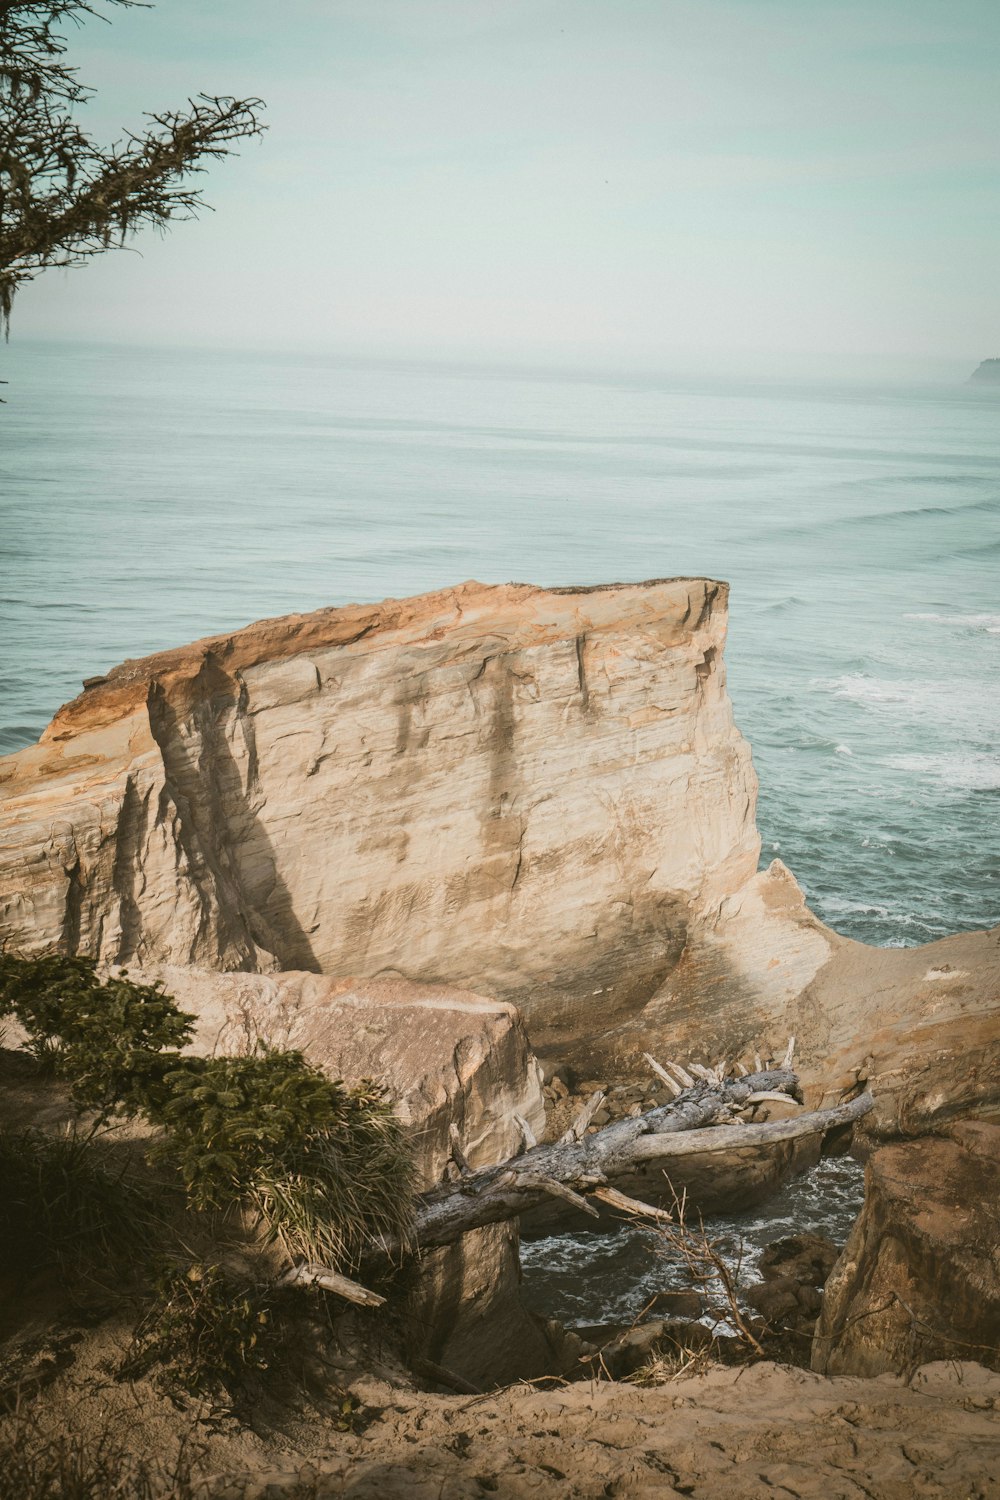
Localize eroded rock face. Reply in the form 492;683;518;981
812;1122;1000;1377
134;964;551;1389
2;578;997;1134
605;860;1000;1137
0;579;758;1050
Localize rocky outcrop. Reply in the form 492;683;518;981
969;357;1000;384
0;579;758;1052
812;1122;1000;1377
606;860;1000;1137
131;964;551;1389
2;578;997;1136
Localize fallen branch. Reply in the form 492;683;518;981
277;1263;386;1307
592;1185;674;1223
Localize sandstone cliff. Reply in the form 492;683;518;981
0;578;758;1052
1;577;997;1134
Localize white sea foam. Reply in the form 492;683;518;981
884;751;1000;792
905;612;1000;634
820;674;987;732
823;673;947;710
835;743;853;755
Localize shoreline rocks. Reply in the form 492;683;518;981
813;1121;1000;1377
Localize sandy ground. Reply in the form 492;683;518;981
191;1360;1000;1500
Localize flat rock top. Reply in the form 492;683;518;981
32;575;724;743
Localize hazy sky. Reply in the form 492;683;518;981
12;0;1000;367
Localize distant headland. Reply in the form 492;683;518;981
968;358;1000;384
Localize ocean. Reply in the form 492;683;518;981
1;340;998;952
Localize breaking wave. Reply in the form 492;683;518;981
904;612;1000;634
883;752;1000;793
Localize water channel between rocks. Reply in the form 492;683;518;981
518;1155;865;1332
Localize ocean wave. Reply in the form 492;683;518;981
822;673;950;710
905;612;1000;634
757;594;807;613
884;751;1000;792
761;494;1000;544
816;673;998;728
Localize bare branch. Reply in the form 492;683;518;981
277;1263;386;1307
592;1185;673;1223
643;1052;682;1097
0;3;266;335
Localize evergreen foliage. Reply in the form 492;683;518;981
0;1;265;334
0;950;414;1272
0;952;192;1121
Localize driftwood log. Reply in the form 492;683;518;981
281;1042;874;1303
413;1058;873;1249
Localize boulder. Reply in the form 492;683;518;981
759;1233;839;1287
0;578;759;1054
133;964;551;1390
812;1121;1000;1377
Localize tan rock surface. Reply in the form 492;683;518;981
130;964;551;1389
813;1121;1000;1378
607;861;1000;1136
0;578;758;1049
2;578;997;1133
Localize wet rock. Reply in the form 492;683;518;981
759;1233;839;1287
746;1279;802;1326
746;1235;840;1336
650;1289;705;1320
813;1121;1000;1377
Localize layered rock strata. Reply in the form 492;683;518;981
1;578;997;1134
0;579;757;1050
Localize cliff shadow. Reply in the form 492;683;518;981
146;655;320;973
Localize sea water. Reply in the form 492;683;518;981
2;341;997;1320
2;341;997;948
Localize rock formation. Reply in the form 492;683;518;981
608;860;1000;1137
0;578;758;1052
132;964;552;1389
969;357;1000;384
1;577;997;1137
813;1121;1000;1377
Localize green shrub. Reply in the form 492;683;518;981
0;953;193;1122
150;1053;414;1269
1;952;414;1274
0;1128;159;1280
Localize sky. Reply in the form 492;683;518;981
9;0;1000;370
